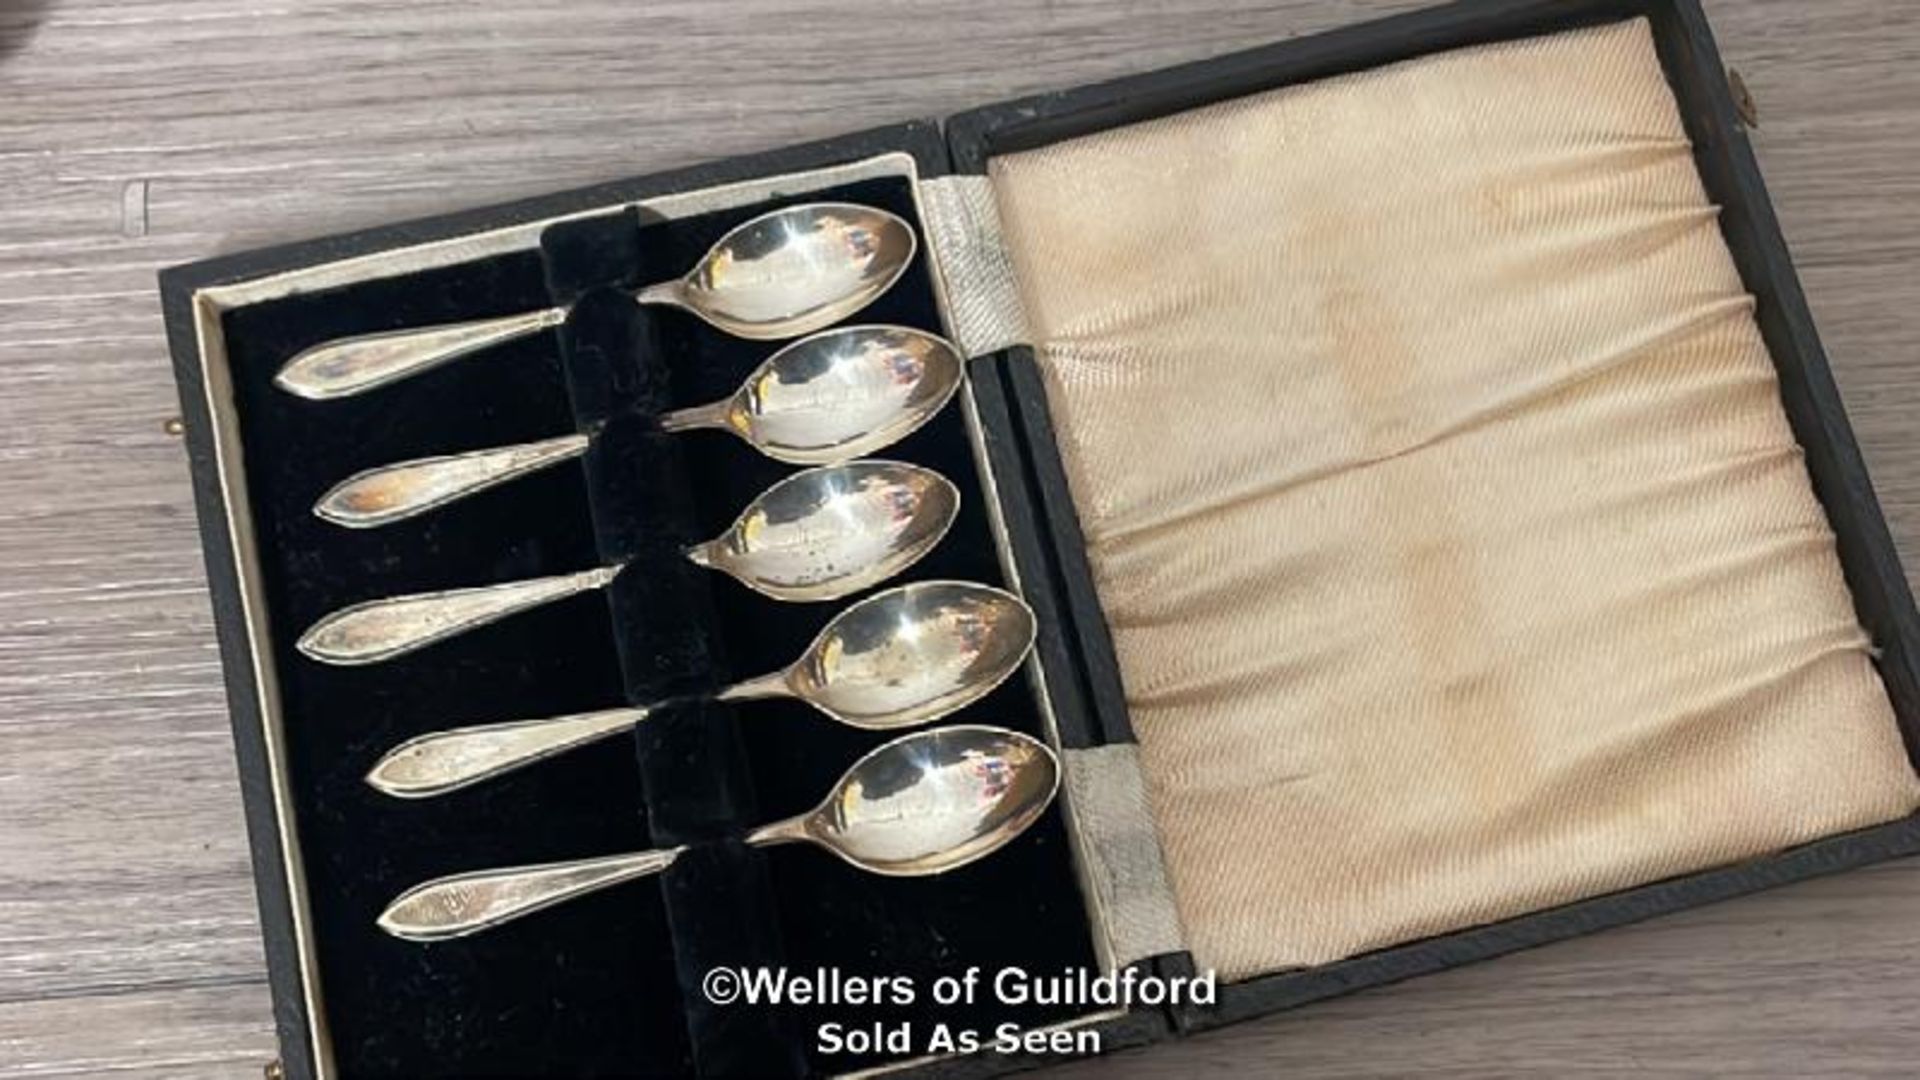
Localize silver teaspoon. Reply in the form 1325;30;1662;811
365;580;1036;798
273;203;918;401
312;325;963;528
296;461;959;666
377;724;1058;941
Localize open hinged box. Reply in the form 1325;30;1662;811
159;0;1920;1077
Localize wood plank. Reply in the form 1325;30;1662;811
0;984;272;1079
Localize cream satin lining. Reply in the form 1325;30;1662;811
988;18;1919;980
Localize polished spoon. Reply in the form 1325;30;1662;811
273;202;918;401
365;579;1037;797
312;325;964;528
377;724;1059;941
296;461;960;666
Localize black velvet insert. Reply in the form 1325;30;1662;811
217;173;1096;1077
541;177;1098;1075
223;254;692;1077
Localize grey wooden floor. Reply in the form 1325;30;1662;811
2;0;1918;1076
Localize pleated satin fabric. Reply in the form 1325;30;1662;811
987;18;1920;980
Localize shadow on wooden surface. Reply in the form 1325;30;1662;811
0;0;51;61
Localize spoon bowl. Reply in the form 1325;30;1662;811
664;324;964;466
800;724;1060;875
376;725;1059;941
749;580;1037;728
663;204;918;340
690;460;960;602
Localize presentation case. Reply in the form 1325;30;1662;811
158;0;1920;1075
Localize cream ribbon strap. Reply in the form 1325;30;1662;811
918;174;1034;359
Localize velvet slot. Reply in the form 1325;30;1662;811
222;252;692;1078
539;178;1098;1075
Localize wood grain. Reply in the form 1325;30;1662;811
0;0;1915;1076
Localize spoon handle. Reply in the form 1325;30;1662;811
297;565;622;665
631;280;685;308
378;847;687;942
656;399;738;435
274;306;568;401
365;663;788;799
366;705;650;798
314;433;592;528
743;813;814;848
714;668;796;704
